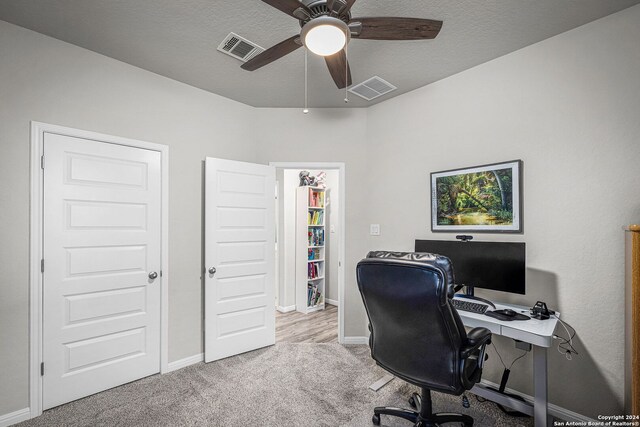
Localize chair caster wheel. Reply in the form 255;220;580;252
372;414;381;425
408;396;416;408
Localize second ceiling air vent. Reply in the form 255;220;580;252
217;33;264;62
348;76;397;101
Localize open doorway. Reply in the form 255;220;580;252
270;162;345;344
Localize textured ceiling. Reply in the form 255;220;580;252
1;0;638;108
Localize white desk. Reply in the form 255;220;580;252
454;296;559;427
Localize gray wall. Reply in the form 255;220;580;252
363;5;640;417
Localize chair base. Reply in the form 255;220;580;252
371;388;473;427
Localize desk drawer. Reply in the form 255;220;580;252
463;317;502;335
501;326;552;347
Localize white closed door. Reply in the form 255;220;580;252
205;158;275;362
43;133;162;409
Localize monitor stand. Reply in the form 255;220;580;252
456;287;497;309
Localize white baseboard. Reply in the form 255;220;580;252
478;379;595;423
276;305;296;313
166;353;204;373
342;336;369;345
326;299;339;307
0;407;30;427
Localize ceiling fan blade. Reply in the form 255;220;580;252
261;0;312;20
344;0;357;12
241;35;302;71
350;17;442;40
324;49;352;89
327;0;357;16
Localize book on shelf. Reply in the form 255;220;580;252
308;188;325;208
307;262;320;279
308;210;324;225
307;248;321;260
307;283;322;306
307;284;314;305
308;228;324;246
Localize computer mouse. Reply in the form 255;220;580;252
502;309;517;317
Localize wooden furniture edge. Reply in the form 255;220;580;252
631;226;640;415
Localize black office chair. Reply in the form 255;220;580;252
356;251;492;427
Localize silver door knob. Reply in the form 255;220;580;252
208;267;216;275
148;271;158;280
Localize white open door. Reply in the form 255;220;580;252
204;158;276;362
42;133;162;409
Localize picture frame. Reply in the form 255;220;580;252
431;160;523;233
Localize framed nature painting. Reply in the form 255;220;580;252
431;160;522;233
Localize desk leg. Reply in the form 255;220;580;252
533;345;549;427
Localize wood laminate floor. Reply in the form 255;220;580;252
275;304;338;343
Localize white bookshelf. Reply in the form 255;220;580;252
296;186;326;314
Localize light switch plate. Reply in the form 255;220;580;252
370;224;381;236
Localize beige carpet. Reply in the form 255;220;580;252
19;343;533;427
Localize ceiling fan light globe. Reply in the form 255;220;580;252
301;16;350;57
305;25;346;56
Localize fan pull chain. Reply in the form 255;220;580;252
303;48;309;114
344;40;349;104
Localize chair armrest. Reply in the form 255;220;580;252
461;327;491;359
459;327;492;389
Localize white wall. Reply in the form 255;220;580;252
364;4;640;417
323;170;340;303
275;167;285;308
0;20;259;415
281;170;298;308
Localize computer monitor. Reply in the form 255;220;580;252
415;240;526;298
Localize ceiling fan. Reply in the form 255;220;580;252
241;0;443;89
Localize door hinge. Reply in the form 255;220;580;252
41;259;44;273
41;362;44;376
40;155;45;169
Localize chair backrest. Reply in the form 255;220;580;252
356;251;469;394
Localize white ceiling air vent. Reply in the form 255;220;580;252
348;76;397;101
217;32;264;62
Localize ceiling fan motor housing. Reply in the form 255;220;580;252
299;0;351;25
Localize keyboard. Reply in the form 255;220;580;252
451;299;489;314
